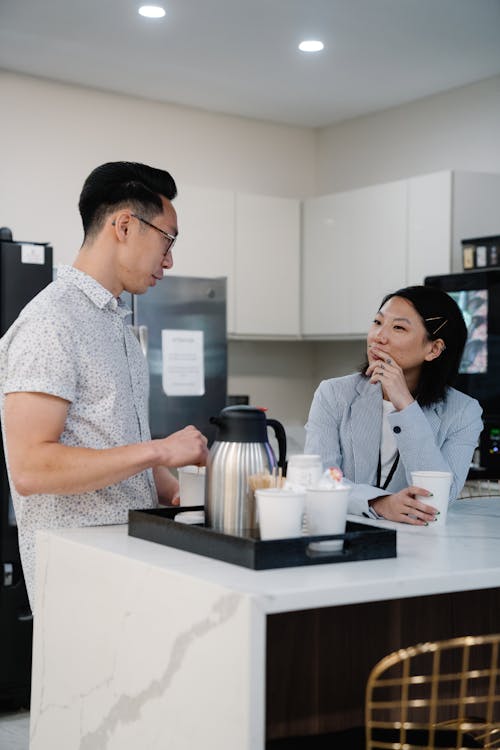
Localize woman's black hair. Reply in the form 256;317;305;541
363;285;468;407
78;161;177;242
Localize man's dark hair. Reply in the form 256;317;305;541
361;285;468;407
78;162;177;242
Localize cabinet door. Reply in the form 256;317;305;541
453;171;500;272
234;194;300;336
302;182;407;336
170;186;235;331
407;172;452;284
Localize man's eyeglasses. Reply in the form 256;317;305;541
130;213;177;254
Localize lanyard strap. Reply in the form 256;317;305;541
376;451;400;490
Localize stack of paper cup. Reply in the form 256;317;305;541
286;455;323;534
410;470;452;529
286;454;323;489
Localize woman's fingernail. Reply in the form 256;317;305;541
436;511;440;515
424;522;429;527
428;492;434;497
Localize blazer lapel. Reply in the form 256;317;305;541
350;378;383;484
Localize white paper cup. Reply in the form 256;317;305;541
255;488;306;540
178;466;206;507
286;454;323;489
410;470;452;529
305;487;350;551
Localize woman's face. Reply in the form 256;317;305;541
367;296;442;376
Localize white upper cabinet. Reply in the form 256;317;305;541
234;193;301;337
170;186;236;330
452;172;500;271
302;181;407;336
169;171;500;340
407;171;452;285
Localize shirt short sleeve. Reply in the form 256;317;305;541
2;314;77;403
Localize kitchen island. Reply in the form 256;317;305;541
30;498;500;749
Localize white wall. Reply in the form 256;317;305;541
0;71;315;265
228;340;367;421
228;340;317;420
227;338;366;445
316;75;500;194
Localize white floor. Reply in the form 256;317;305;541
0;710;29;750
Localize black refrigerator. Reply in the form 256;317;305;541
0;227;53;707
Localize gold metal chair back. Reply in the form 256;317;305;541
366;633;500;749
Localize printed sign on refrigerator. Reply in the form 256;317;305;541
21;243;45;265
162;329;205;396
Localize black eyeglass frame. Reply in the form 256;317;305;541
130;213;177;254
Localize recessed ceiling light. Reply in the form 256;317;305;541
298;40;324;52
138;5;166;18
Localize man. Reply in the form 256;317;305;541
0;162;208;608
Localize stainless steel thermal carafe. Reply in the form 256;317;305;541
205;406;287;534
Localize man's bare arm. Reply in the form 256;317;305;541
4;392;208;496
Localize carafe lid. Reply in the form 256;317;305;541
210;405;269;443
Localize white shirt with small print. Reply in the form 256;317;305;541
0;265;157;608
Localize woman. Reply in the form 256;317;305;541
304;286;483;525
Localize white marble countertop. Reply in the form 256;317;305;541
30;497;500;750
43;497;500;615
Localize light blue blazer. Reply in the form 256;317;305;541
304;373;483;516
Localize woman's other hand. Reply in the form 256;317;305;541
370;487;438;525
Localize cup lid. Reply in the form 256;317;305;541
255;487;306;497
175;511;205;524
178;465;206;475
287;454;322;466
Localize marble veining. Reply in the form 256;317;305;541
77;592;241;750
30;534;258;750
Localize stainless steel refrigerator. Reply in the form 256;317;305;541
128;275;227;446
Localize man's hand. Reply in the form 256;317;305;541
370;487;438;525
157;425;208;468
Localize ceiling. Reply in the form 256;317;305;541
1;0;500;128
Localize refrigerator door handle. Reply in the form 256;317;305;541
130;325;149;357
3;563;13;587
138;325;148;358
17;612;33;623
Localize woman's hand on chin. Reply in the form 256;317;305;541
366;348;415;410
370;487;438;525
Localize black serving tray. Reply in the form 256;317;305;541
128;506;396;570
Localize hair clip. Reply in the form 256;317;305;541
431;319;448;335
424;316;448;336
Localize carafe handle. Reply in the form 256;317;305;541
266;419;287;470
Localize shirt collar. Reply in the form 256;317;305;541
56;265;131;317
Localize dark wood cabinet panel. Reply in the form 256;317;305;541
266;587;500;739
